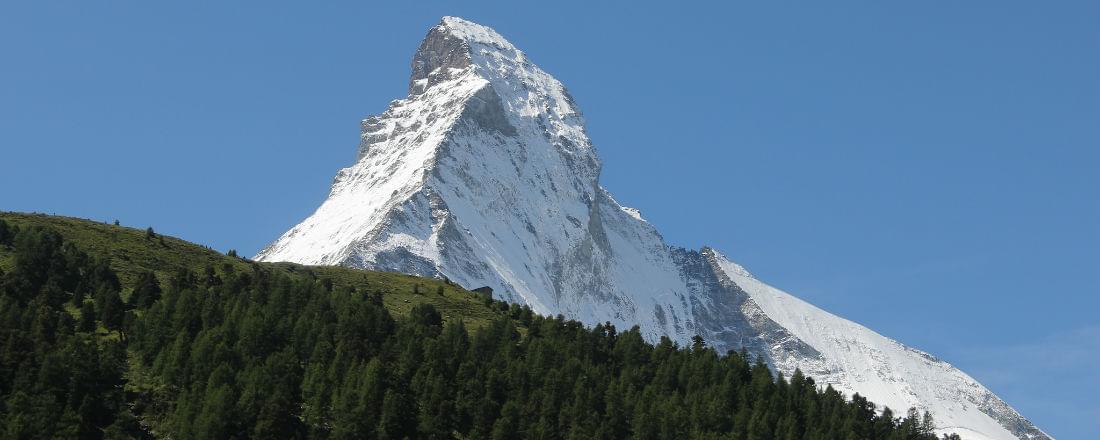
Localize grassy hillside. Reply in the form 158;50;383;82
0;211;504;330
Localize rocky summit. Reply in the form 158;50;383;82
257;17;1050;440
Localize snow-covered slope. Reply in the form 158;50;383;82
709;252;1049;440
257;17;1050;440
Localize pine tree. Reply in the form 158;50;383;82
78;300;97;332
921;411;936;436
0;219;12;246
332;358;385;439
129;270;162;308
692;334;707;352
194;385;237;440
410;303;443;335
490;400;522;440
417;374;455;439
747;403;773;440
378;388;416;439
97;288;125;332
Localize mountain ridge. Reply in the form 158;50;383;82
257;17;1050;440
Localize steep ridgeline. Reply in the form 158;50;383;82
257;17;1049;440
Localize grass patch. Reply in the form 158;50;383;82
0;211;506;330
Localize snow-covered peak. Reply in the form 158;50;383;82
258;17;1049;440
412;17;584;124
439;16;520;53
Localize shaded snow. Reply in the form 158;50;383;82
711;252;1023;440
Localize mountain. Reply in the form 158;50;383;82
257;17;1049;440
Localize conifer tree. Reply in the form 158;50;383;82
129;270;162;308
0;219;11;246
490;400;522;440
78;300;97;332
378;388;416;439
692;334;706;352
97;288;125;332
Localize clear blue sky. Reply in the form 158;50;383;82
1;1;1096;437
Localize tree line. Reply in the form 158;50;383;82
0;218;959;439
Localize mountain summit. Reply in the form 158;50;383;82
257;17;1049;440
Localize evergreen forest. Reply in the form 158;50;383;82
0;213;959;440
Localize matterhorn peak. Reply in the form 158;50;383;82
394;16;508;90
438;16;520;49
407;17;498;95
257;17;1050;440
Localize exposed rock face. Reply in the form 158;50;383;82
256;17;1051;440
409;24;472;95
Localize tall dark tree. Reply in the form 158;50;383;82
691;334;706;352
0;219;12;246
129;270;162;308
78;300;97;332
96;287;125;332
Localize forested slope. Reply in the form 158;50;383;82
0;212;952;439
